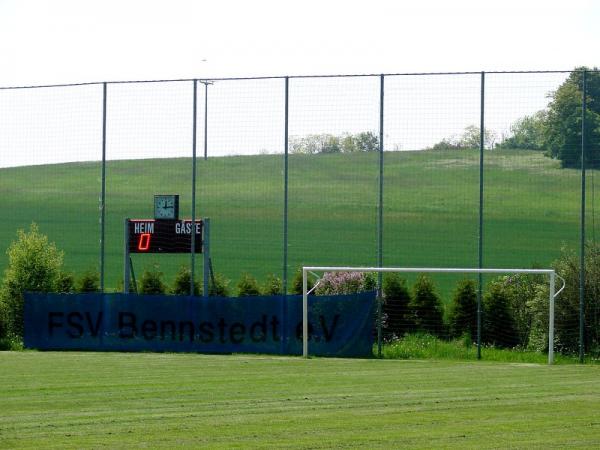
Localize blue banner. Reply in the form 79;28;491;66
24;292;375;357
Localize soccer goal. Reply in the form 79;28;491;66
302;266;565;364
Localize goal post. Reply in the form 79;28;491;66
302;266;565;364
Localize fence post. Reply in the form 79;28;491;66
377;74;384;357
100;82;107;293
283;77;289;295
477;71;485;360
191;79;198;296
580;69;587;363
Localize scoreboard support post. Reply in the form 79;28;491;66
203;218;210;298
124;218;131;294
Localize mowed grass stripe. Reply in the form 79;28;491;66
0;352;599;448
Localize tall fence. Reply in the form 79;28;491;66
0;70;598;359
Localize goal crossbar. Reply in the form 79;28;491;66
302;266;565;364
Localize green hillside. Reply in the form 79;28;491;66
0;149;592;296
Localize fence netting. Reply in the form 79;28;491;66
1;70;598;360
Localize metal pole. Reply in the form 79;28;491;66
100;82;107;292
580;70;587;363
204;81;208;160
548;271;556;365
191;80;198;296
377;74;384;358
477;71;485;360
124;218;130;294
302;267;308;357
203;218;210;298
283;77;289;294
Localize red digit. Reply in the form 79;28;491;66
138;233;151;251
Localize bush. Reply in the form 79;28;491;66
56;271;75;293
408;275;444;337
209;272;230;297
236;273;261;297
171;266;201;296
290;268;314;295
382;273;411;338
448;279;478;340
483;280;519;348
76;270;100;293
116;278;137;293
139;266;166;295
499;273;545;347
262;273;283;295
0;223;64;338
547;243;600;355
314;271;376;295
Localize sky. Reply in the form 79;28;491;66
0;0;598;86
0;0;598;167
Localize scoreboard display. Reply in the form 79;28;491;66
128;219;203;254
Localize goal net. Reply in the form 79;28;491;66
302;266;565;364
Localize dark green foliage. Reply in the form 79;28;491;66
544;67;600;168
500;273;545;348
548;243;600;354
409;275;444;337
56;271;75;293
0;299;8;342
290;268;314;295
483;280;519;348
382;273;411;338
76;270;99;293
496;111;547;150
0;223;64;338
448;279;478;340
139;267;166;295
171;266;200;296
116;278;137;293
262;273;283;295
236;273;260;297
209;272;230;297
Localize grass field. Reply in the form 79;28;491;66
1;351;599;448
0;149;594;298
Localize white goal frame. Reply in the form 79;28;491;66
302;266;565;364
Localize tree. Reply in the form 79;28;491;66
544;67;600;168
289;132;378;154
139;266;166;294
482;280;519;348
382;273;412;338
448;279;478;340
497;111;547;150
409;275;444;336
354;131;379;152
171;265;200;295
236;273;261;296
0;223;64;338
428;125;496;150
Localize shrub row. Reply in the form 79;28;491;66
1;224;598;357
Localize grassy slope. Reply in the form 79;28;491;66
0;352;599;448
0;149;589;297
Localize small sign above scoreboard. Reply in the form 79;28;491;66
128;219;203;254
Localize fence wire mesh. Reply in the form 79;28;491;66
0;70;598;360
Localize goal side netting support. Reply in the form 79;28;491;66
302;266;565;364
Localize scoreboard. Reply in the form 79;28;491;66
128;219;203;254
